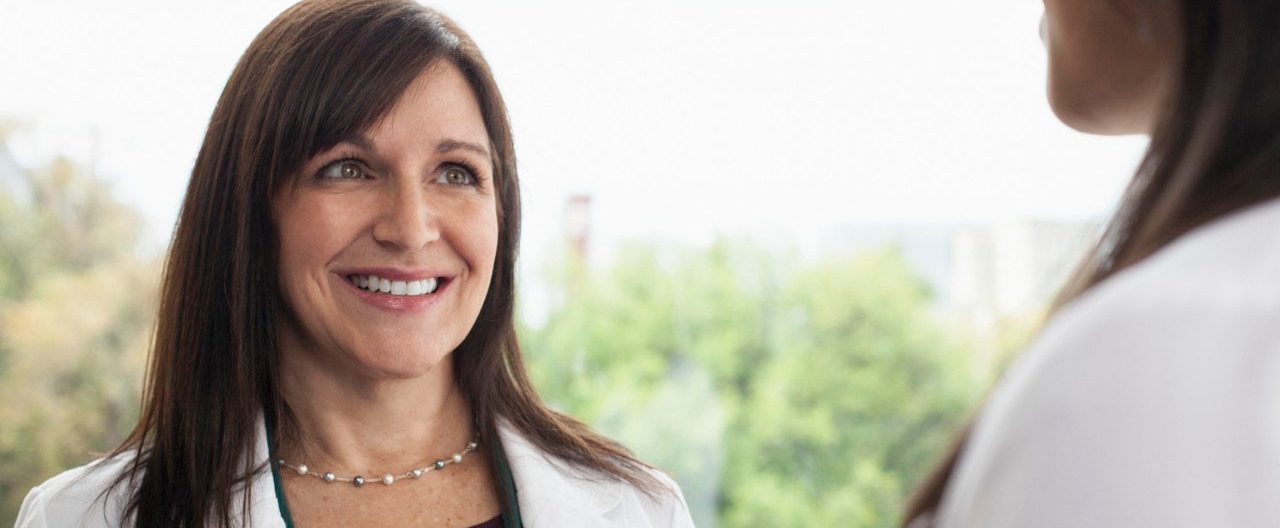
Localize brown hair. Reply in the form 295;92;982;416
105;1;659;525
905;0;1280;523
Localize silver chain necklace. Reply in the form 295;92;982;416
277;440;478;488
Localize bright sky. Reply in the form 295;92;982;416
2;0;1148;267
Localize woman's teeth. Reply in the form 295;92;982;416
349;275;439;296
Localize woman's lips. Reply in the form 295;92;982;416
337;272;452;313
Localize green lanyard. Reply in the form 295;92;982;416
489;433;525;528
266;417;523;527
264;415;298;528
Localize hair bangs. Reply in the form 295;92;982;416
263;3;463;192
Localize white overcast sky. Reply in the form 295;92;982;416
2;0;1147;267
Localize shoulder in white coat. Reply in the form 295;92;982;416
14;452;138;528
935;198;1280;527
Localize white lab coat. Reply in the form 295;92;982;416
932;197;1280;527
14;416;695;527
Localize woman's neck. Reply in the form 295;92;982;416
275;348;474;474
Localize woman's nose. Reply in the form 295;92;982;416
371;183;441;251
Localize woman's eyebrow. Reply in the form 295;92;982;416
437;138;490;158
333;135;489;159
333;133;375;152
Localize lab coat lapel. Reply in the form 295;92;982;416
243;414;288;528
497;420;624;527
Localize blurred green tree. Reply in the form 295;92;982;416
721;250;977;527
0;144;156;524
524;241;980;527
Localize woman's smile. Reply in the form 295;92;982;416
335;269;456;313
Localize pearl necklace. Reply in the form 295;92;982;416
277;440;478;487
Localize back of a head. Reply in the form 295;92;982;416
905;0;1280;524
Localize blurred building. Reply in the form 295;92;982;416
0;127;31;206
949;221;1099;328
822;220;1101;326
563;194;592;270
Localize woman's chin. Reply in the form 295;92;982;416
1046;86;1153;136
347;347;454;381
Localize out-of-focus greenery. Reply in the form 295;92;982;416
0;140;984;526
524;241;982;527
0;151;157;523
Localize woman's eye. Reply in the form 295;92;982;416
436;165;475;186
318;160;366;180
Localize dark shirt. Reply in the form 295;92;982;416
470;514;503;528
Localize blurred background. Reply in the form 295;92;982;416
0;1;1148;526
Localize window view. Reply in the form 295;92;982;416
1;1;1149;526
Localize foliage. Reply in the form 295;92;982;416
524;240;981;527
0;153;156;524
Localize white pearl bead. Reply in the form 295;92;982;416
412;468;424;478
452;454;463;463
383;474;395;485
296;464;308;476
323;472;336;483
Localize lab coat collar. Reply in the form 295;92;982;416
244;415;626;527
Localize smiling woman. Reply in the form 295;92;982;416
273;61;501;383
12;1;692;527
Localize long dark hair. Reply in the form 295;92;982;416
905;0;1280;523
106;1;659;526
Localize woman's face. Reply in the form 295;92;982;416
1040;0;1181;134
273;60;499;379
